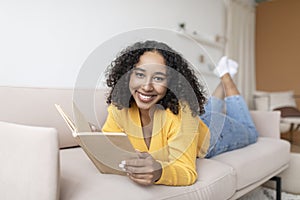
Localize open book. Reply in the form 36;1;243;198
55;103;137;175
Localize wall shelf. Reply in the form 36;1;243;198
177;30;225;50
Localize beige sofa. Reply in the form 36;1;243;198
0;86;291;200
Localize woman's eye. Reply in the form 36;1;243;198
153;76;165;82
135;72;145;78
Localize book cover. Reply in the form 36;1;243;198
55;103;136;175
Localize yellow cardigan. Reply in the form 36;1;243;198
102;103;210;186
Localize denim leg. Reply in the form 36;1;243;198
200;97;225;157
202;95;259;158
225;95;258;144
204;96;224;113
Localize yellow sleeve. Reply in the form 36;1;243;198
155;136;199;186
155;104;207;186
101;105;123;133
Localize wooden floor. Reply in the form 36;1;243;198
281;131;300;153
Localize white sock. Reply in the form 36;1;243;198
228;59;238;77
213;56;229;78
213;56;239;78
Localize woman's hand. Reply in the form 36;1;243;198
120;151;162;186
89;123;101;132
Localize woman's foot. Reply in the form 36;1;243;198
214;56;239;78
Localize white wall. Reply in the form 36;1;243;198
0;0;226;91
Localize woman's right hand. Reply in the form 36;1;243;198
89;123;101;132
119;150;162;186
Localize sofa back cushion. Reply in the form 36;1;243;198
0;86;108;148
253;90;297;111
0;86;282;148
250;110;281;138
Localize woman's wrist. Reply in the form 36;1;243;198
153;161;162;182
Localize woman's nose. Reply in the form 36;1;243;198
141;79;154;91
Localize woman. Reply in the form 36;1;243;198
102;40;258;186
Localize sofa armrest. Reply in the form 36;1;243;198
250;110;281;139
0;121;59;200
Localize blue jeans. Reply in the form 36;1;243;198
200;95;258;158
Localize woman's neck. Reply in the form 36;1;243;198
139;108;155;150
139;109;152;127
139;105;158;126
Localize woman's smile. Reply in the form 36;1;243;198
137;92;156;103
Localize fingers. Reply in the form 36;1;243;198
121;159;157;173
125;157;151;167
122;153;161;172
126;165;153;174
127;173;154;186
88;123;100;132
118;151;162;185
122;151;152;168
135;150;150;159
128;172;153;180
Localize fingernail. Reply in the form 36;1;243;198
118;164;125;168
121;160;126;165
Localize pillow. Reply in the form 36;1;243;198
253;90;297;111
269;91;297;110
274;106;300;118
253;91;270;111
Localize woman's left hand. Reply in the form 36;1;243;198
121;151;162;186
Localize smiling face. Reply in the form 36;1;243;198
129;51;168;112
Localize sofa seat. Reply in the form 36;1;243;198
60;147;236;200
60;137;289;200
212;137;290;199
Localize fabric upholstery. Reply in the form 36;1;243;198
0;86;293;199
0;86;108;148
60;137;291;200
254;90;297;111
0;121;59;200
212;137;290;190
60;147;236;200
264;153;300;194
250;110;281;138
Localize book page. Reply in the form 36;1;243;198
54;104;76;132
72;102;92;132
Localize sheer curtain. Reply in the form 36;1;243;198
224;0;256;108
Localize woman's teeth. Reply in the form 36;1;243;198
139;93;153;101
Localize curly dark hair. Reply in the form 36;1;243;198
105;40;207;116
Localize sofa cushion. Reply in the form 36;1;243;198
264;152;300;194
211;137;290;190
60;147;236;200
0;86;108;148
250;110;281;138
254;90;297;111
0;121;59;200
